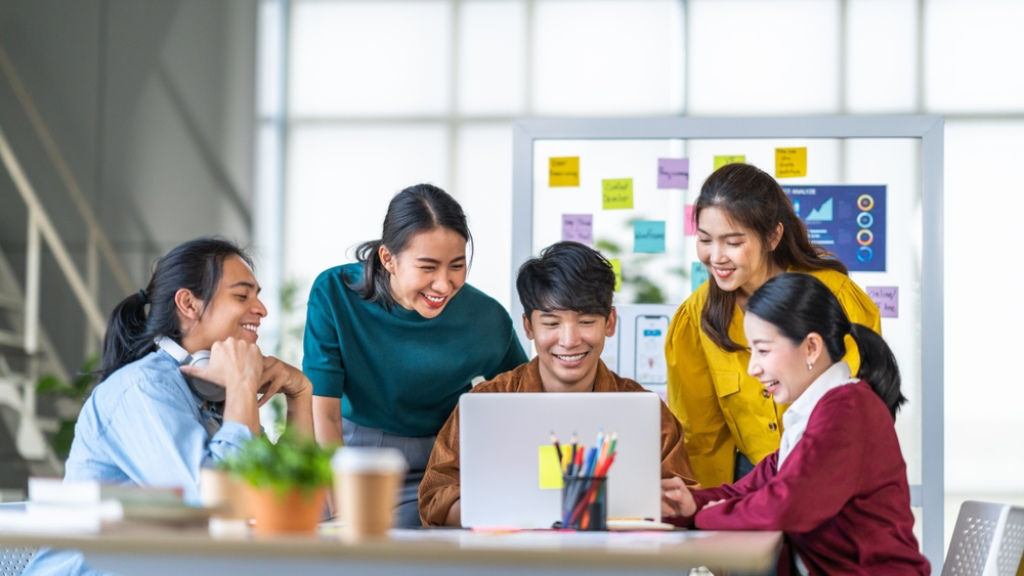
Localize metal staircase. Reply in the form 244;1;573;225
0;41;136;495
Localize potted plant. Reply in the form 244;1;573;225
220;430;335;535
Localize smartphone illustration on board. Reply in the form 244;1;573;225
634;315;669;385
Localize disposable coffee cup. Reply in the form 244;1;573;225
199;467;247;520
331;447;407;540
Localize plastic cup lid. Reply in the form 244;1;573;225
331;447;408;473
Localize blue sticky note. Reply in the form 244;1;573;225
691;262;709;293
634;221;666;253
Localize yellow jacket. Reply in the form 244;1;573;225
665;268;881;488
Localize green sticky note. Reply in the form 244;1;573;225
602;178;633;210
538;445;563;489
713;155;746;171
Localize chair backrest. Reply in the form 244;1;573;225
0;547;37;576
943;500;1024;576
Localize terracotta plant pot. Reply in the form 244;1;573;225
242;484;327;535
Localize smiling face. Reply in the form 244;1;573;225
696;206;781;300
181;255;266;353
381;227;467;319
743;311;815;405
525;308;616;393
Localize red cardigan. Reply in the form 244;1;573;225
671;381;929;575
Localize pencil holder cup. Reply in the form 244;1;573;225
560;475;607;531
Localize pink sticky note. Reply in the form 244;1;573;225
865;286;898;318
658;158;689;189
562;214;593;245
684;204;696;236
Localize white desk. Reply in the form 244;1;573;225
0;525;782;575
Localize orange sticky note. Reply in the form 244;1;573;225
549;157;580;187
775;147;807;178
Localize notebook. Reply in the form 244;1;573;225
458;392;662;529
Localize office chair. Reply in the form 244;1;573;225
942;500;1024;576
0;546;36;576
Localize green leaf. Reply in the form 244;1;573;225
221;431;336;494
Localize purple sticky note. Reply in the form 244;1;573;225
562;214;593;245
866;286;898;318
658;158;689;189
684;204;696;236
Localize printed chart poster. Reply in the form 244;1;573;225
783;185;887;272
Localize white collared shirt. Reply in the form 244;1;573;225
777;361;859;470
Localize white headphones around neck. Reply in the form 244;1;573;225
155;336;225;404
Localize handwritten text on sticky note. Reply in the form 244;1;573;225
538;445;563;489
658;158;689;189
602;178;634;210
562;214;593;245
691;262;709;293
866;286;899;318
775;147;807;178
634;221;666;253
549;157;580;187
713;155;746;171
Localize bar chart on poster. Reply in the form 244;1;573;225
510;115;944;570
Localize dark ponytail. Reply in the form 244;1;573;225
746;273;905;420
848;323;905;419
347;183;471;308
99;237;251;382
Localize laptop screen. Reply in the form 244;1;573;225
459;392;661;529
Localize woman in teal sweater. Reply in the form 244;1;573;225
303;183;527;527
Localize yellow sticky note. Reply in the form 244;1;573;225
775;147;807;178
713;155;746;171
610;259;622;292
602;178;633;210
549;157;580;187
538;445;564;489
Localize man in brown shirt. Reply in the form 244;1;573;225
418;241;699;527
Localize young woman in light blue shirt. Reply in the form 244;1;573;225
26;237;314;575
64;236;314;499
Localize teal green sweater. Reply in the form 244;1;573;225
303;263;528;437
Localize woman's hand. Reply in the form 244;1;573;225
257;355;312;407
181;337;263;396
661;476;698;519
182;337;264;435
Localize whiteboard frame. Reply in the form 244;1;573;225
511;115;944;570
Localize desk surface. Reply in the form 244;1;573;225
0;525;782;576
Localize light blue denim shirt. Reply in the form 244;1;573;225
64;349;251;504
26;349;252;575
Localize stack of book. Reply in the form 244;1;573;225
0;478;199;533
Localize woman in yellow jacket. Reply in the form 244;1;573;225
666;163;880;488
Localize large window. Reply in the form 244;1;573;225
256;0;1024;553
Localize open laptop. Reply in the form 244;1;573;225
459;392;662;529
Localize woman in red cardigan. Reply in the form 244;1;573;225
661;273;929;575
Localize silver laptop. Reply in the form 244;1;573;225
459;392;662;529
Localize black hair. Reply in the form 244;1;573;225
697;163;847;352
99;237;252;382
346;183;472;308
516;241;615;318
745;272;905;420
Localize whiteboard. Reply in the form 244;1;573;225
511;115;944;570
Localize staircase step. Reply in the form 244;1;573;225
0;330;25;351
